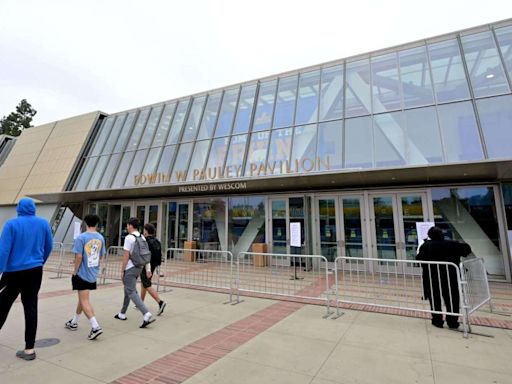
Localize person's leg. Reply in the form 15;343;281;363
428;276;444;327
146;287;161;304
443;271;461;328
119;273;132;315
141;285;147;302
20;267;43;352
124;268;149;315
0;272;22;329
78;290;95;319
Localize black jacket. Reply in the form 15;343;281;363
146;236;162;268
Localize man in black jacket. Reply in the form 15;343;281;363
416;226;471;329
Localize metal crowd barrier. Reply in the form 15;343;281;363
237;252;332;317
159;248;235;302
45;242;64;277
45;242;75;278
460;257;492;320
100;246;125;284
333;256;469;337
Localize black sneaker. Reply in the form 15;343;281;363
157;301;166;316
88;327;103;340
65;320;78;331
16;350;36;361
140;316;156;328
114;314;127;321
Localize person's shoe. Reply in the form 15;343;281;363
157;301;166;316
88;327;103;340
16;350;36;361
65;320;78;331
114;313;127;321
432;322;444;329
448;323;460;330
140;315;156;328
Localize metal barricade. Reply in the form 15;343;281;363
333;257;469;337
45;242;64;277
460;257;492;317
160;248;235;302
237;252;332;317
100;246;125;284
57;243;76;277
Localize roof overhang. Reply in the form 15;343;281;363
29;160;512;204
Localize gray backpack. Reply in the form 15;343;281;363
129;234;152;267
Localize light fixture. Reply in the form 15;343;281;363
486;73;495;79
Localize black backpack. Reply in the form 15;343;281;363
129;234;152;268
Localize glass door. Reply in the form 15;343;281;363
316;197;339;262
135;202;162;237
166;201;191;258
270;198;288;254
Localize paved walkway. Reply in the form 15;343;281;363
1;275;511;384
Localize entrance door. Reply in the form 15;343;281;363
269;197;308;255
166;201;191;257
135;203;161;237
369;192;428;273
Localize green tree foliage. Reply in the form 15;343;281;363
0;99;37;137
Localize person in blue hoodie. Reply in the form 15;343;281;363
0;197;53;361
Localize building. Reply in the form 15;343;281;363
1;19;512;281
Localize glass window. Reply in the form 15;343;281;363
476;95;512;159
437;101;484;162
90;117;115;156
296;70;320;125
142;146;163;174
101;114;127;155
126;108;151;151
86;155;109;190
244;131;270;176
193;198;227;251
317;120;343;170
319;65;343;121
124;149;149;187
398;46;435;108
266;128;293;175
181;96;206;142
404;106;444;164
75;157;98;190
197;92;222;140
98;153;121;189
291;124;318;168
113;111;137;153
495;26;512;88
151;102;176;147
373;111;407;168
253;80;277;132
166;99;190;145
228;196;266;254
432;186;505;277
501;183;512;230
371;52;402;113
427;39;471;103
215;88;239;137
346;59;371;118
273;75;298;128
111;151;136;188
345;116;373;169
233;84;257;134
207;137;229;170
156;145;176;175
187;140;211;181
461;31;510;98
171;142;193;182
225;134;247;176
138;105;164;149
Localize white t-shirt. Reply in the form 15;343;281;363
123;231;146;270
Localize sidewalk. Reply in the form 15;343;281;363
1;274;511;384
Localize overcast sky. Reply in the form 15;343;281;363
1;0;512;126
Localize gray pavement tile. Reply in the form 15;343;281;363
433;361;512;384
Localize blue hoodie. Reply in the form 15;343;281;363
0;198;53;273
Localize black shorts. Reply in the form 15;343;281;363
72;274;97;291
140;265;157;289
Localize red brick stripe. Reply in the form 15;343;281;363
112;301;304;384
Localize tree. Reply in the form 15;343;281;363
0;99;37;137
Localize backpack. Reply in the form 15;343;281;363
129;234;152;268
146;236;162;267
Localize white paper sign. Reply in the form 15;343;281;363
290;222;301;248
73;222;81;240
416;221;435;248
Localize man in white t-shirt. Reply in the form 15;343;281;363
114;217;155;328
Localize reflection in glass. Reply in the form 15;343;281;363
346;59;371;117
228;196;265;255
101;114;127;154
215;88;239;137
152;103;176;147
136;205;146;232
148;205;158;232
98;153;121;189
225;134;247;176
404;106;444;164
437;101;484;162
427;39;471;103
197;92;222;140
171;142;193;182
125;149;149;186
142;147;163;174
193;199;226;252
86;155;109;190
233;84;256;134
181;96;206;142
273;75;298;128
317;120;342;170
113;111;138;153
371;53;402;113
373;196;397;261
343;198;364;259
111;151;136;188
187;140;211;181
75;157;98;190
345;116;373;169
318;198;338;261
401;195;425;261
291;124;317;167
495;26;512;82
166;202;177;251
244;131;270;176
206;137;229;171
398;46;435;108
271;200;287;254
155;145;176;175
320;65;343;121
253;80;277;131
90;117;115;156
166;99;190;145
476;95;512;159
138;105;163;148
126;108;151;151
373;112;406;168
432;186;504;277
295;70;320;125
461;31;510;97
267;128;293;175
